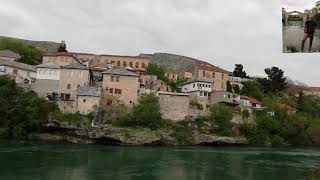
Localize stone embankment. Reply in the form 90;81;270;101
29;122;247;146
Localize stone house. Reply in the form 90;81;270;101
72;52;149;72
157;91;190;121
179;80;213;98
102;67;139;106
228;73;251;91
43;52;82;66
77;86;101;115
0;58;36;84
304;87;320;97
165;70;178;80
210;91;238;106
0;50;21;61
59;64;91;101
33;64;61;97
194;64;228;92
235;95;262;109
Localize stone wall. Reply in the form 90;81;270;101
158;92;189;121
57;100;77;113
77;96;100;115
33;79;59;97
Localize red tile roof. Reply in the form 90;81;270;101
45;52;77;59
240;95;261;104
195;63;227;73
309;87;320;92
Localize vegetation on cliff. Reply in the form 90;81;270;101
0;76;58;138
0;38;44;65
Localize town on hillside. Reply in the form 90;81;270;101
0;41;319;122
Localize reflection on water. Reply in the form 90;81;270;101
0;141;319;180
283;26;320;52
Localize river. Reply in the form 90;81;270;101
283;26;320;52
0;140;319;180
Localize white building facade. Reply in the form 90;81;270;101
179;80;213;97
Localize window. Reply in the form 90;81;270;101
212;72;215;78
67;84;71;90
78;72;83;78
129;62;133;67
193;83;195;88
83;99;86;103
44;70;48;75
135;62;139;68
115;89;122;94
142;63;145;68
222;74;224;79
117;61;120;67
111;76;119;82
0;66;6;72
173;75;175;79
65;94;70;100
221;82;224;88
203;70;205;77
13;69;18;75
123;61;127;67
68;72;73;77
111;61;115;65
77;84;80;89
54;70;57;75
109;88;114;94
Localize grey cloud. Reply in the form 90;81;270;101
0;0;320;86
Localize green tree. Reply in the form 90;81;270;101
113;93;162;130
0;75;58;138
57;40;68;52
233;64;247;78
0;38;44;65
210;104;233;136
241;81;264;101
226;81;233;93
258;67;287;96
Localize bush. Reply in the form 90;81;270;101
190;99;204;110
210;104;233;136
0;75;58;138
112;93;163;130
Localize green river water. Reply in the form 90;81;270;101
0;140;319;180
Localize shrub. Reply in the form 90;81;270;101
190;99;204;110
112;93;163;130
210;104;233;136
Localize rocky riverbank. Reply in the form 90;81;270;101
28;122;247;146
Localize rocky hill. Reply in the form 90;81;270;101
141;53;210;72
0;36;60;52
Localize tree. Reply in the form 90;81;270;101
297;91;304;112
226;81;233;93
241;81;264;101
0;38;44;65
99;94;127;124
258;67;287;96
113;93;163;130
0;75;58;138
146;63;167;80
58;40;68;52
210;104;233;136
233;64;247;78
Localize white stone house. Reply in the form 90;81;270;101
0;58;36;84
33;64;61;97
178;80;213;97
0;50;21;61
234;95;262;109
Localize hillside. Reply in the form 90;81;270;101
0;36;59;52
141;53;211;72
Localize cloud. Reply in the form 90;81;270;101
0;0;320;86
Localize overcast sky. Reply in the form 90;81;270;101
1;0;320;86
283;0;317;11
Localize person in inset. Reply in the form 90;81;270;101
301;14;317;52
